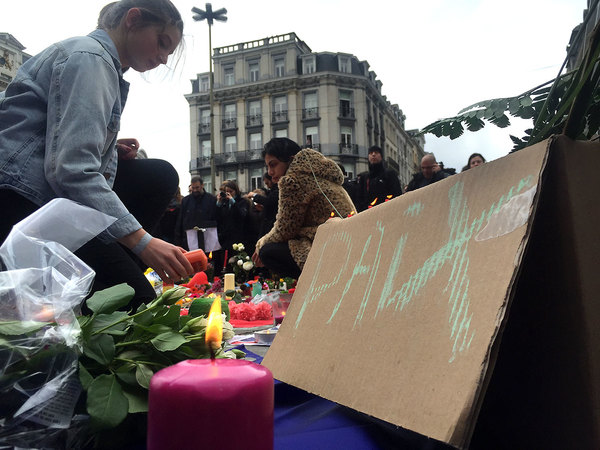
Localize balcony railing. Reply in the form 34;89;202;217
197;122;210;135
246;114;263;127
339;143;358;155
301;143;321;152
339;106;355;119
213;148;266;166
221;118;237;130
272;110;288;123
302;107;319;120
193;156;212;169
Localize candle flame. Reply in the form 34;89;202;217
205;297;223;353
386;194;393;199
330;211;335;217
209;251;213;259
369;198;378;207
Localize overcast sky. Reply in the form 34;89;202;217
3;0;586;189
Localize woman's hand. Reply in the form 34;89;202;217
252;249;264;267
139;238;195;283
116;138;140;160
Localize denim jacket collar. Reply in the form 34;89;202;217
87;29;130;108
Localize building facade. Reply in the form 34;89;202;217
0;33;30;92
185;32;424;194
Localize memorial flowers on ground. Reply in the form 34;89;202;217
228;243;255;284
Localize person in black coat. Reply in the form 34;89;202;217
248;173;279;239
174;176;218;251
356;146;402;212
405;153;450;192
216;179;252;257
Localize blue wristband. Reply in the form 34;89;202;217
131;233;153;255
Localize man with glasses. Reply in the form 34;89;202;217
405;153;450;192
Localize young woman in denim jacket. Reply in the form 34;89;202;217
0;0;194;307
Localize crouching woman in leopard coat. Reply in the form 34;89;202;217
252;138;356;278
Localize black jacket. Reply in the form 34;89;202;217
405;170;449;192
253;184;279;238
174;192;217;249
356;162;402;212
216;194;251;251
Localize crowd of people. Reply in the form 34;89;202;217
0;0;488;306
151;142;487;284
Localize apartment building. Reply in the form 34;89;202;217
0;33;30;92
185;32;424;194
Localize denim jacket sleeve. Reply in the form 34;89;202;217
44;49;140;240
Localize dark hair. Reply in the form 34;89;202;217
263;172;272;181
97;0;184;36
468;153;486;164
220;180;240;197
337;163;347;176
191;175;203;184
462;153;486;172
262;138;301;162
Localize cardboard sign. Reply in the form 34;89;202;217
263;136;600;448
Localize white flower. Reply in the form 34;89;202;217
245;256;250;260
238;244;245;251
237;259;243;266
243;261;254;271
232;243;239;251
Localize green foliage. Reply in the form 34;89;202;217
0;284;245;448
78;285;243;438
421;22;600;151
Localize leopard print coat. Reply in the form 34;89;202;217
255;149;356;270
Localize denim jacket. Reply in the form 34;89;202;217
0;29;140;241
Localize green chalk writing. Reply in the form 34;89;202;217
295;175;535;362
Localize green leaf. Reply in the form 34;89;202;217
135;364;153;389
133;304;154;326
153;304;181;328
115;363;138;387
79;362;94;390
490;114;510;128
0;320;48;336
508;97;521;115
465;117;485;132
520;106;536;119
91;312;131;335
229;348;246;359
86;284;135;315
122;385;149;413
83;334;115;366
151;331;187;352
143;324;173;335
87;374;129;430
520;96;533;107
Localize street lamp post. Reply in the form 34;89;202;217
192;3;227;194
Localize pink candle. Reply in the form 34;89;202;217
147;359;273;450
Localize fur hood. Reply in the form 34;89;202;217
286;149;344;185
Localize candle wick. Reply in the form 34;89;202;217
210;346;216;361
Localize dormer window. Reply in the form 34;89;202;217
302;55;316;74
338;56;350;73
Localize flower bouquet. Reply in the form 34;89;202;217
227;243;255;285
